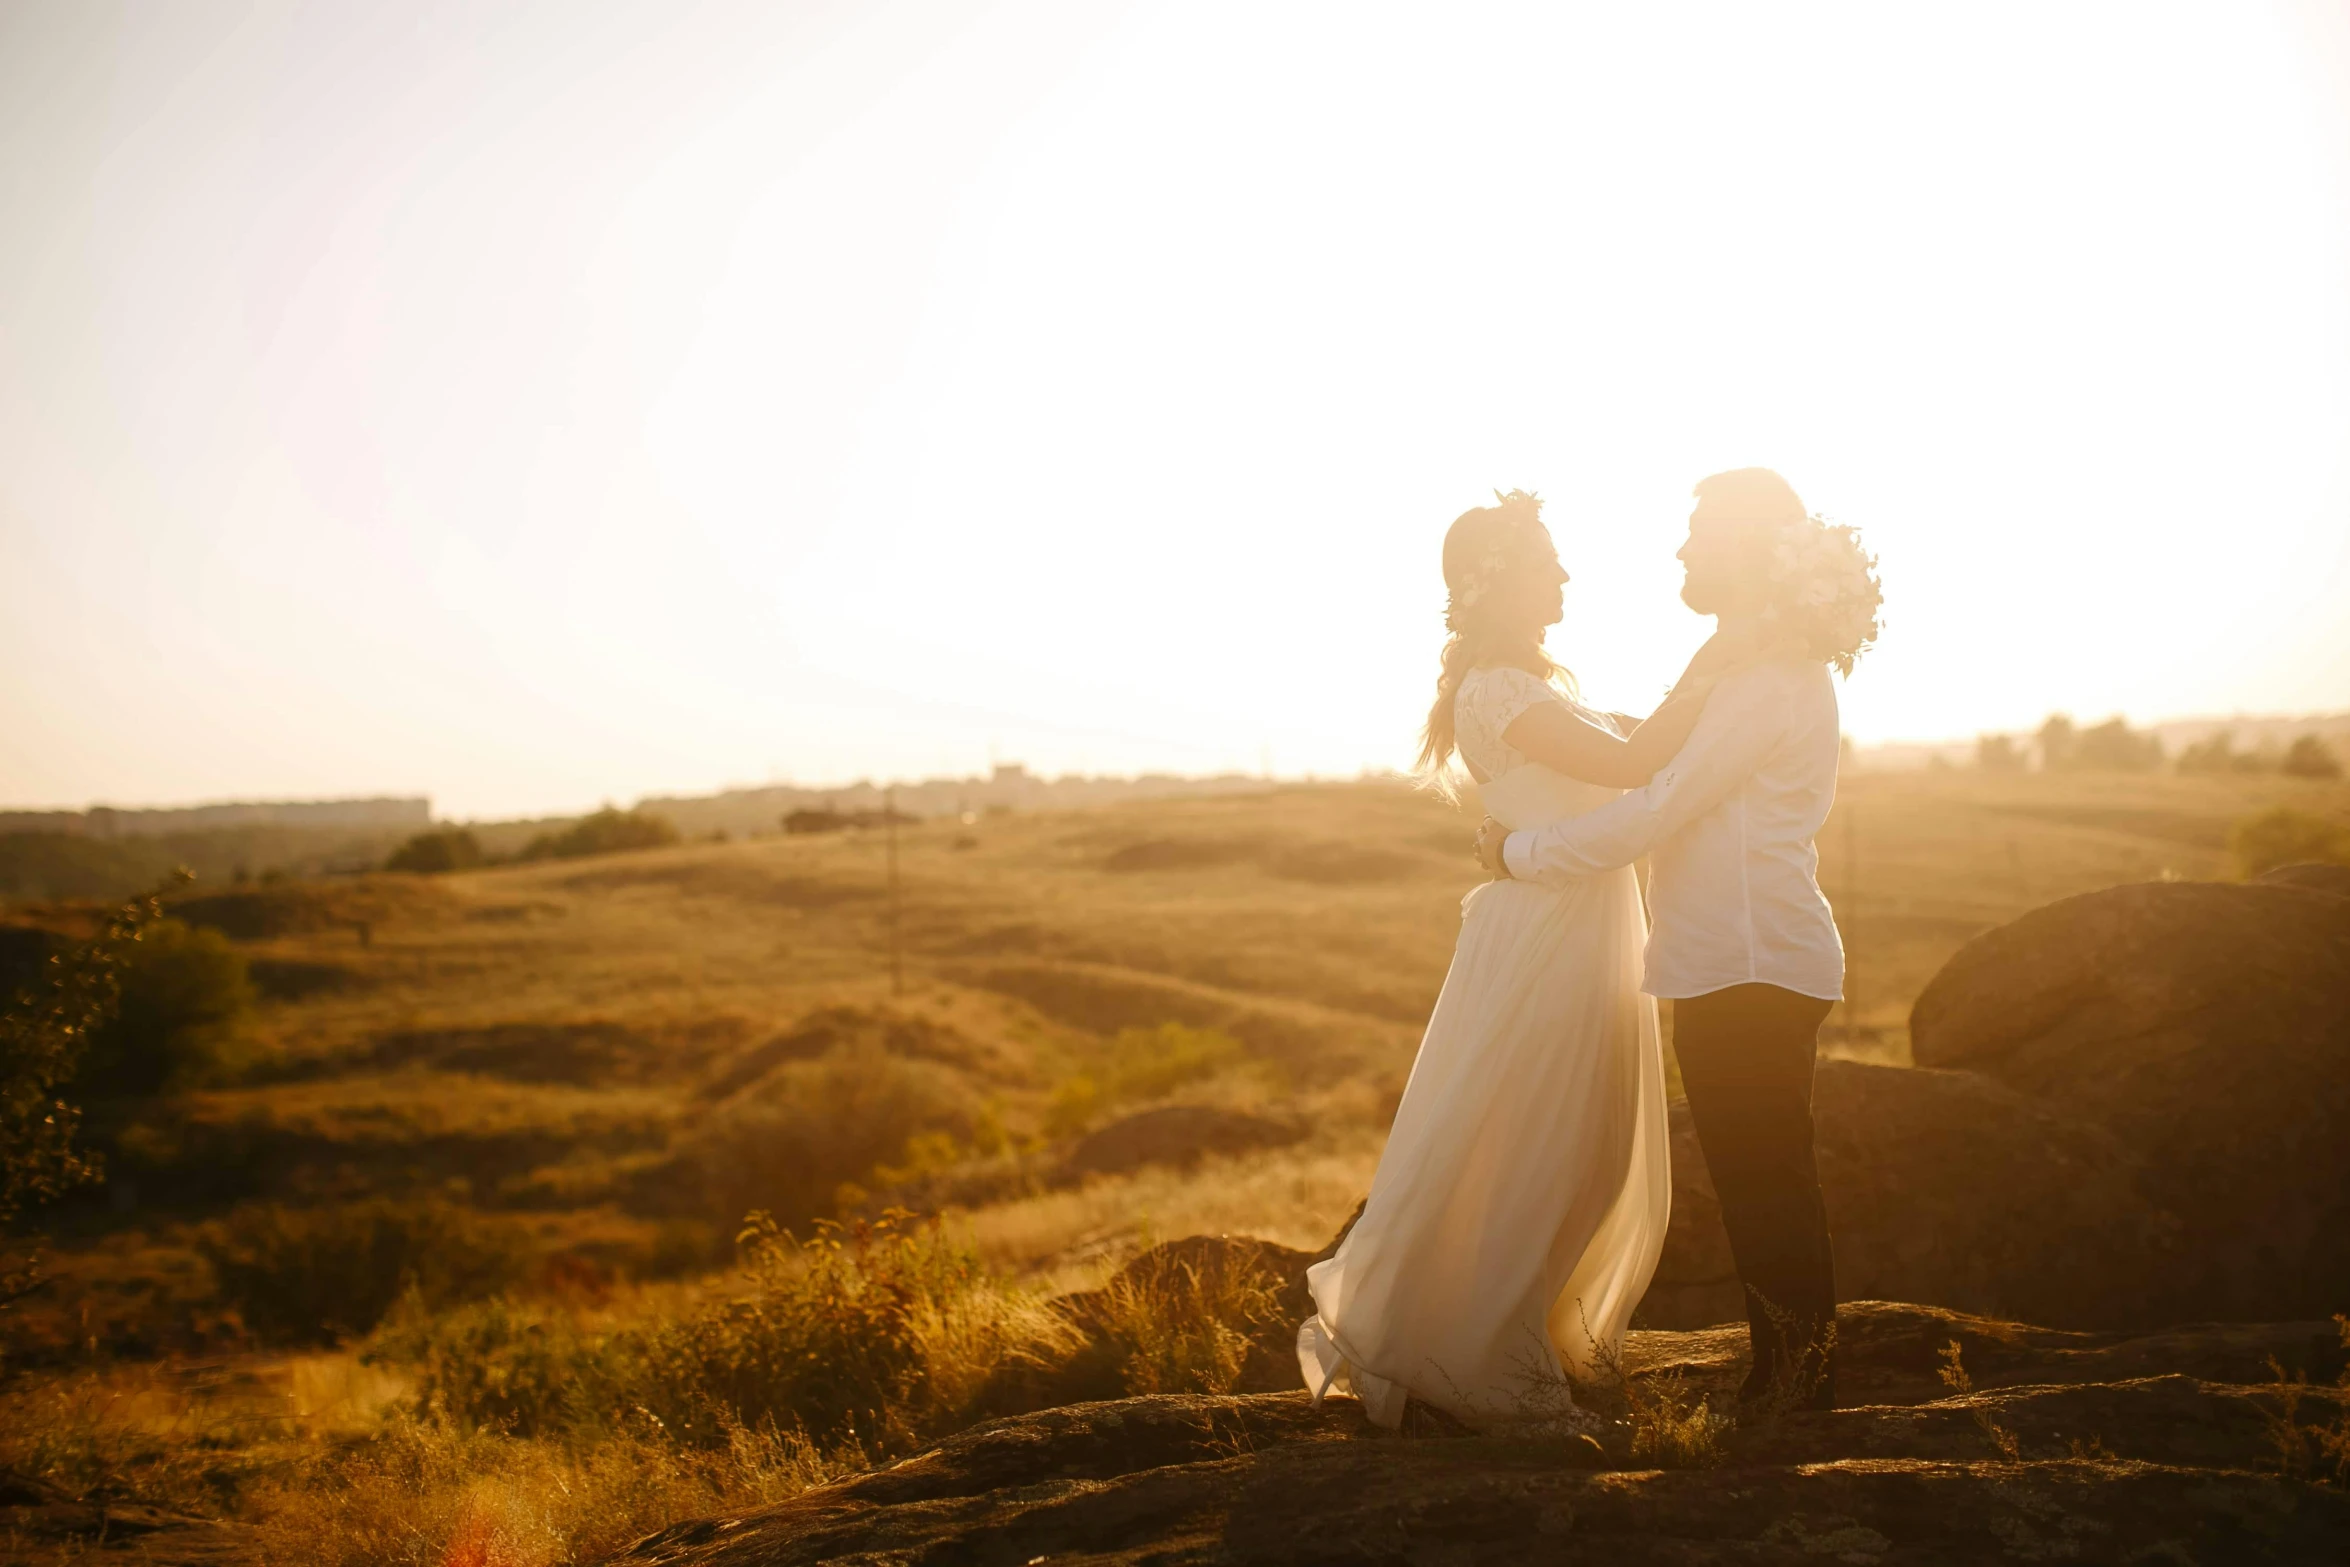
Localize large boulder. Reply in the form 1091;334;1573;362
1643;1060;2179;1330
1910;880;2350;1321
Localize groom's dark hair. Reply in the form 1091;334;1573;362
1692;467;1806;524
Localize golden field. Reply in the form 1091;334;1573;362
2;764;2345;1564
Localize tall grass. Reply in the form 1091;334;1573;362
1090;1248;1280;1396
2261;1314;2350;1487
389;1210;1085;1454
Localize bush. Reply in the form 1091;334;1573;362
2;886;174;1285
82;917;256;1096
520;808;680;863
385;828;483;874
1974;734;2026;773
2230;806;2350;880
689;1049;970;1226
2283;736;2345;780
377;1295;612;1437
1045;1022;1245;1137
1091;1248;1280;1396
632;1213;968;1448
198;1199;532;1345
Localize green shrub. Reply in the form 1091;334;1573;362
1045;1022;1245;1137
520;809;680;863
384;828;483;874
198;1199;531;1345
82;917;255;1096
689;1049;969;1225
2230;806;2350;879
2;885;174;1272
378;1295;612;1437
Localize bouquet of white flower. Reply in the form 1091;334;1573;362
1762;515;1883;676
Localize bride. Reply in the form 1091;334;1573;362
1297;489;1728;1428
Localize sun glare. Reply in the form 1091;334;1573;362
1;1;2346;814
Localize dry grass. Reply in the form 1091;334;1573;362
1566;1319;1731;1470
1092;1251;1281;1397
7;770;2348;1557
0;1349;407;1532
2261;1314;2350;1487
1936;1338;2023;1460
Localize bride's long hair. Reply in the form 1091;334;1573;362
1416;489;1575;783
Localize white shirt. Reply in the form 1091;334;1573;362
1501;658;1846;1001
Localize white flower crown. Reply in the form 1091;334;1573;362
1759;513;1883;676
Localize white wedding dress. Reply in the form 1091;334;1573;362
1297;666;1671;1427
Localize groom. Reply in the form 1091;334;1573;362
1476;467;1847;1409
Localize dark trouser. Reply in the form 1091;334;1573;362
1672;982;1838;1403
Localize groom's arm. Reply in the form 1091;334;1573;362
1502;669;1792;883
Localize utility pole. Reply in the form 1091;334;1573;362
886;785;903;998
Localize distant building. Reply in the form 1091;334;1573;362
0;797;432;839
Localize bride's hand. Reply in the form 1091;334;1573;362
1474;816;1511;878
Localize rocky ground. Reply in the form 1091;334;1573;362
602;1296;2350;1565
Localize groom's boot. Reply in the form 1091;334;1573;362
1733;1295;1836;1413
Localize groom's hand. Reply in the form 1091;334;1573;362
1474;817;1512;878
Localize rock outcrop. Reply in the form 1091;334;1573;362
1910;879;2350;1321
1645;1060;2180;1330
604;1298;2350;1566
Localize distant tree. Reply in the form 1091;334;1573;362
2171;737;2246;779
2035;715;2076;771
2282;736;2345;781
2071;717;2164;772
1;879;175;1307
1975;734;2027;773
385;827;484;874
2176;731;2239;775
2230;806;2350;879
520;807;681;863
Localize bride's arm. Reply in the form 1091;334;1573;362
1499;678;1720;790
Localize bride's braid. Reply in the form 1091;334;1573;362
1416;490;1568;782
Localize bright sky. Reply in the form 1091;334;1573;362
4;1;2348;819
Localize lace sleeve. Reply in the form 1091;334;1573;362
1455;667;1563;779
